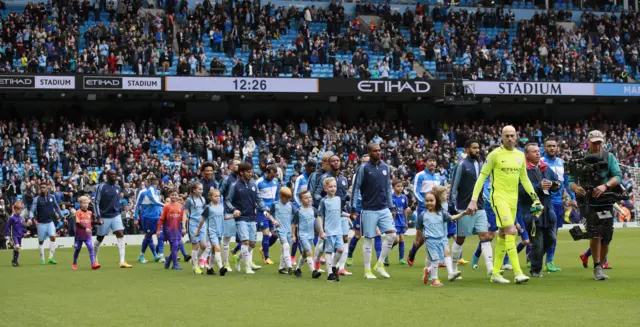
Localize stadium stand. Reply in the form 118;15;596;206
0;112;638;237
0;0;636;81
0;0;639;239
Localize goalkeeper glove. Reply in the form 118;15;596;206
530;199;544;218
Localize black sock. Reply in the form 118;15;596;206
408;246;416;261
594;262;601;268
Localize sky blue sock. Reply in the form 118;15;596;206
585;248;592;258
374;235;382;260
399;241;405;260
262;235;271;259
348;236;359;258
474;242;482;258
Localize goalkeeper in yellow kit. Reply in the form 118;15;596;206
467;126;542;284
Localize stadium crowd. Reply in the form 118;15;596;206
0;0;636;81
0;0;174;75
0;111;637;241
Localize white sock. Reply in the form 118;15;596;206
445;256;454;275
363;238;373;270
241;245;250;268
430;260;440;280
117;238;126;264
283;243;292;268
222;237;231;265
214;252;223;269
451;242;463;272
203;244;211;263
49;242;56;259
333;251;342;267
39;244;45;260
208;252;215;269
306;256;315;271
338;243;348;269
481;241;494;275
314;240;325;262
191;250;199;268
325;252;334;273
248;248;254;264
94;240;102;262
377;233;395;265
425;256;431;269
278;250;285;269
296;256;305;270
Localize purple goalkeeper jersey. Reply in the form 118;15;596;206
5;215;23;240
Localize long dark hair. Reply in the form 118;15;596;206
424;191;442;212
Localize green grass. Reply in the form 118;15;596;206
2;229;640;327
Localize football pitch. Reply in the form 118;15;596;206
2;229;640;327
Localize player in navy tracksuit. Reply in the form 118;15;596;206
351;143;397;279
225;162;269;274
93;170;132;268
219;159;240;271
31;183;63;265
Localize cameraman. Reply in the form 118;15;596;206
568;130;622;281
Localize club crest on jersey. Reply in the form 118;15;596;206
382;170;387;175
251;187;256;191
342;180;347;186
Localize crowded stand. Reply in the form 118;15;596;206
0;111;636;241
0;1;638;81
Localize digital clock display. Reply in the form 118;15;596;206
165;77;318;93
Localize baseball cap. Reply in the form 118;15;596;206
588;130;604;143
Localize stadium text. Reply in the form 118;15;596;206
498;82;562;95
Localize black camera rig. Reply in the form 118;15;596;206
565;150;628;241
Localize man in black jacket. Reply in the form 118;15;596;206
177;58;190;76
0;199;8;249
519;143;560;278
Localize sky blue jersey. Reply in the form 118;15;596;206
318;196;343;236
185;195;206;224
271;201;294;234
293;206;317;239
